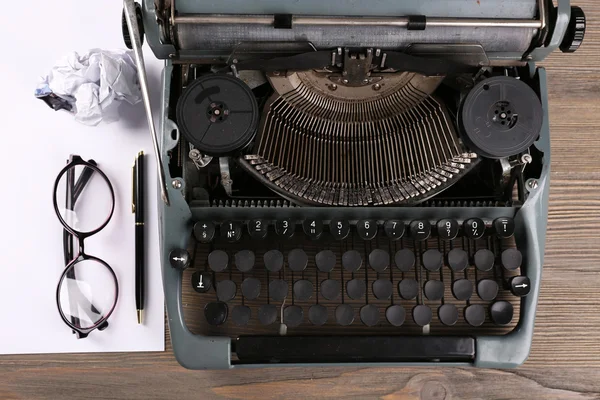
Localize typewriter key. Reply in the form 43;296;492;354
452;279;473;301
502;248;522;271
464;218;485;240
293;280;313;301
509;276;531;297
399;279;418;300
321;279;341;300
221;221;242;242
329;219;350;240
176;74;259;156
437;219;458;240
360;305;380;327
424;280;444;301
258;304;277;325
438;304;459;326
385;305;406;327
494;217;515;238
368;249;389;272
394;249;415;272
208;250;229;272
384;220;405;240
194;221;215;243
448;248;469;272
461;76;543;159
477;279;499;301
264;249;284;272
422;249;443;272
309;304;328;326
231;305;251;326
412;305;432;326
235;250;255;272
315;250;336;273
288;249;308;272
275;219;295;239
303;219;323;240
342;250;362;272
205;302;228;326
346;279;366;299
490;301;514;325
241;277;261;300
373;279;393;300
335;304;355;326
357;219;378;240
169;249;191;271
269;280;288;302
248;219;268;240
216;280;237;302
409;220;431;241
191;271;212;293
284;305;304;327
465;304;486;327
474;249;495;272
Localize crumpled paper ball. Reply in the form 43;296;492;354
35;49;142;126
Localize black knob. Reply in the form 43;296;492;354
560;7;586;53
169;249;191;270
122;3;145;50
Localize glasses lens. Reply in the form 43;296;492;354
55;163;113;234
58;259;117;330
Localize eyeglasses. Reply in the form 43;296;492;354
53;155;118;338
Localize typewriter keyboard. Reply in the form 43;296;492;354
179;217;526;337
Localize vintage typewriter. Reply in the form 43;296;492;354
122;0;586;369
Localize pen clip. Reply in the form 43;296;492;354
132;162;136;214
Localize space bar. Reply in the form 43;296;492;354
235;336;475;363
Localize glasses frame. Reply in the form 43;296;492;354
52;155;118;338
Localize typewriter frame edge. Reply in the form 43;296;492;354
157;61;550;369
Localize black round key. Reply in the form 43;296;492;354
509;276;531;297
315;250;336;273
494;217;515;239
490;301;514;325
436;219;459;240
303;219;323;240
248;219;268;239
288;248;308;272
231;305;251;326
335;304;355;326
216;280;237;302
409;220;431;241
220;220;243;242
399;279;418;300
477;279;499;301
465;304;486;326
342;250;362;272
412;305;432;326
424;280;444;301
234;250;255;272
191;271;212;293
293;280;313;301
284;305;303;327
448;248;469;272
360;304;380;327
474;249;495;272
369;249;389;272
308;304;328;326
385;305;406;327
204;301;228;326
438;304;459;326
269;279;288;301
275;219;295;239
357;219;378;240
384;220;405;240
258;304;277;325
169;249;191;270
321;279;341;300
241;277;261;300
263;249;284;272
194;221;215;243
329;219;350;240
464;218;485;240
502;248;522;271
346;279;366;300
208;250;228;272
452;279;473;301
422;249;443;272
373;279;393;300
395;249;415;272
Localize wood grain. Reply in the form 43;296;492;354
2;2;600;399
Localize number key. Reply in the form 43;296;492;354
248;219;268;239
384;220;405;240
357;219;377;240
220;221;242;242
436;219;458;240
275;219;295;239
303;219;323;240
329;219;350;240
464;218;485;240
409;220;431;241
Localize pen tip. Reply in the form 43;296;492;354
137;309;143;324
138;151;144;157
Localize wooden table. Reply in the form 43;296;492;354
2;3;599;399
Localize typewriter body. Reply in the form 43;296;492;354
133;0;586;369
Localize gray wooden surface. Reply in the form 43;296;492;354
1;2;599;398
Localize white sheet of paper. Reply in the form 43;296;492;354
0;1;165;353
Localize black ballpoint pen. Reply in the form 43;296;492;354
133;151;145;324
